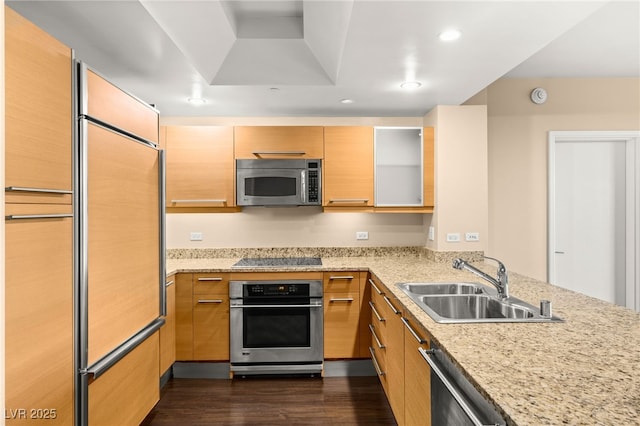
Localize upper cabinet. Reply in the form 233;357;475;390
162;126;237;211
323;127;374;210
234;126;324;159
374;127;423;207
5;6;73;205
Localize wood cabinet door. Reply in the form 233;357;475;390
164;126;235;209
175;274;194;360
159;276;177;375
234;126;324;159
323;127;374;208
423;127;435;208
193;273;230;295
5;204;74;425
86;123;160;365
193;295;230;361
5;7;72;205
403;317;431;426
88;332;159;426
324;291;361;359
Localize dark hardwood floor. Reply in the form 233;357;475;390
141;376;397;425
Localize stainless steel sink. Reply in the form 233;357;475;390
397;282;563;323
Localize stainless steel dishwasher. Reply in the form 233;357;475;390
419;343;506;426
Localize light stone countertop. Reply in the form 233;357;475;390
166;254;640;426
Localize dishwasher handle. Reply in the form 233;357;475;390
419;347;486;426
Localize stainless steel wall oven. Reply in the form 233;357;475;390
229;279;323;376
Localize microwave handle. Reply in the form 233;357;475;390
301;170;306;203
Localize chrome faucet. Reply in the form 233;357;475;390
452;257;509;299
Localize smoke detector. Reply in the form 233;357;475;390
530;87;548;104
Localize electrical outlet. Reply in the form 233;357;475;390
190;232;203;241
446;233;461;242
356;231;369;240
428;226;435;241
465;232;480;242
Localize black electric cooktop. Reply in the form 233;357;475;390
231;257;323;268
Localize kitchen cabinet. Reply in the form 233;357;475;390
5;5;72;206
369;275;404;425
162;125;238;211
234;126;324;159
4;7;75;425
160;275;177;376
323;272;363;359
175;273;194;360
323;127;374;210
193;274;230;360
402;314;432;426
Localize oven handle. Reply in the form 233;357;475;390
230;304;323;309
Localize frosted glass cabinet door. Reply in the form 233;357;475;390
374;127;423;206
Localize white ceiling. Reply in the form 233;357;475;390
7;0;640;117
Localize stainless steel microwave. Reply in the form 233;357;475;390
236;159;322;206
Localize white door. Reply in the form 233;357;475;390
549;131;639;311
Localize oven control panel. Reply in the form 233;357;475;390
246;283;310;297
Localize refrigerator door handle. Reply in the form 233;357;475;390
81;318;164;379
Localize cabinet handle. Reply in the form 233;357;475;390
368;324;385;349
165;280;175;287
5;186;72;195
369;347;385;377
383;296;400;315
170;199;227;204
329;298;354;302
252;151;306;156
5;214;73;220
329;275;354;280
328;199;369;204
197;299;223;304
198;277;223;282
369;279;384;295
401;317;427;344
369;301;385;322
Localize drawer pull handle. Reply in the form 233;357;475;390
369;279;384;295
368;324;385;349
328;199;369;204
198;277;223;282
165;280;175;287
5;214;73;220
5;186;72;195
401;317;427;344
329;275;354;280
383;296;400;315
369;347;385;377
170;199;227;204
197;299;223;304
369;301;385;322
252;151;306;156
329;298;354;303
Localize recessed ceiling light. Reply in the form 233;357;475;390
340;99;354;104
400;81;422;90
187;97;207;105
439;29;461;42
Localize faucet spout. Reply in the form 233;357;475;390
452;257;509;299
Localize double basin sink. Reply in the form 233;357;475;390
398;282;563;323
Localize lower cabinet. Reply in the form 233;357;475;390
159;275;176;375
323;272;363;359
88;332;160;426
402;315;432;426
175;273;194;360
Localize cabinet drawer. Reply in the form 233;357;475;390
323;272;361;293
193;273;229;295
324;291;360;359
192;295;230;361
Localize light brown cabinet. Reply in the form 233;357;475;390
323;272;363;359
160;275;177;375
193;274;230;360
402;314;432;426
234;126;324;159
175;273;194;360
323;127;374;210
162;126;237;211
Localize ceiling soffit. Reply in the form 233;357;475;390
140;0;353;86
